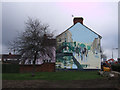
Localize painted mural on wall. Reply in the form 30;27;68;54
56;23;101;69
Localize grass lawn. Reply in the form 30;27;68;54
2;71;102;80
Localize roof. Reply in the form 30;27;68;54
42;39;56;46
56;22;102;39
0;54;21;59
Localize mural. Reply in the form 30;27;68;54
56;23;101;69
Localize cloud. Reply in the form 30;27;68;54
0;44;9;54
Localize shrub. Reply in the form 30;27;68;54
2;64;19;73
111;64;120;72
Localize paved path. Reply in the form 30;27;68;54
2;78;120;89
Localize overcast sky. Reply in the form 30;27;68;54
1;2;118;60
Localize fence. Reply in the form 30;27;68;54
19;63;55;73
2;63;55;73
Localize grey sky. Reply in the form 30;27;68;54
2;2;118;60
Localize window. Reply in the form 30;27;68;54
59;38;61;42
65;38;67;42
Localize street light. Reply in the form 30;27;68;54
112;48;118;59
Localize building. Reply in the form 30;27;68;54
0;53;21;64
56;17;102;69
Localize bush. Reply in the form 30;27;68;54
2;64;19;73
111;64;120;72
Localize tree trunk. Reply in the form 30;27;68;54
31;54;37;77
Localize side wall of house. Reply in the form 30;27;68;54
56;23;101;69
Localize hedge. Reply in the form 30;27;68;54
111;64;120;72
2;64;19;73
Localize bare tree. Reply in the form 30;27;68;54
9;18;55;76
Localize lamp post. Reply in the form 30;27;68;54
112;48;118;59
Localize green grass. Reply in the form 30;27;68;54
2;71;102;80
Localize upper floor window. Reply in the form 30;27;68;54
65;38;67;42
59;38;61;42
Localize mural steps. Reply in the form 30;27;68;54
72;54;83;70
57;52;83;70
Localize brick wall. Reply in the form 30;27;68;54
19;63;55;73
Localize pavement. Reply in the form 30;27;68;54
2;78;120;89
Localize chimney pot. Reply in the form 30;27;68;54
73;17;84;25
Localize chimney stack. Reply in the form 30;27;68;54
73;17;84;25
